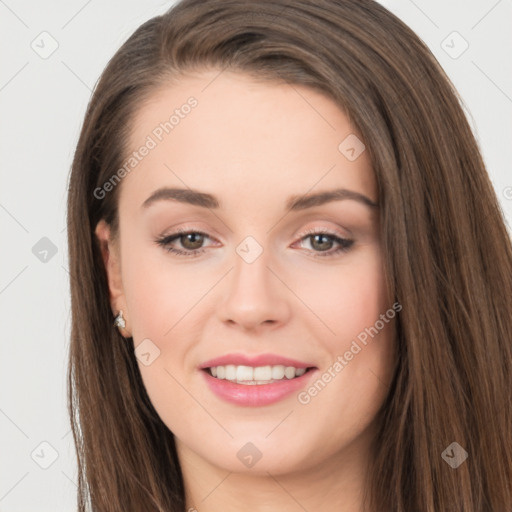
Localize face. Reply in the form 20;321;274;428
96;69;397;476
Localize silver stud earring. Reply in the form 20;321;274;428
114;310;126;329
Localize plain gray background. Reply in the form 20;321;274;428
1;1;511;510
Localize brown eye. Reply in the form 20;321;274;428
155;230;213;257
296;229;354;258
179;232;205;250
309;233;334;252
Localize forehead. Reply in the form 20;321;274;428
119;69;376;213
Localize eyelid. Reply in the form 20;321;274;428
159;225;220;242
295;225;350;241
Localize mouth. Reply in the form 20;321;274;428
202;364;317;385
198;354;319;406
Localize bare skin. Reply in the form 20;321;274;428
96;69;397;512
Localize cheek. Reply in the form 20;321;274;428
121;244;193;341
294;246;395;409
290;246;389;349
120;247;197;419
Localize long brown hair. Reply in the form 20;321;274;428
66;0;512;510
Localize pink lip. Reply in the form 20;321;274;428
198;353;318;407
199;353;315;369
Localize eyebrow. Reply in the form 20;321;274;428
141;187;378;211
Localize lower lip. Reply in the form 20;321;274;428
200;368;318;407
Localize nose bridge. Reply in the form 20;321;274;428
230;234;275;298
217;233;290;329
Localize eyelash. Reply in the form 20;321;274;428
155;227;354;259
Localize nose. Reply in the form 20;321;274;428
217;246;291;332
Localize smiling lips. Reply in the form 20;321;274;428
199;353;318;406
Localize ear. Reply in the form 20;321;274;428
94;219;132;337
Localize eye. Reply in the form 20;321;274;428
155;227;354;258
294;228;354;258
155;229;215;258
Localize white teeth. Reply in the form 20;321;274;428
284;366;296;379
253;366;271;380
236;365;254;381
271;365;285;379
225;364;236;380
208;364;309;384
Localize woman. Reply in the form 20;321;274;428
66;0;512;510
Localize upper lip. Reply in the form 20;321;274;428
199;353;316;370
